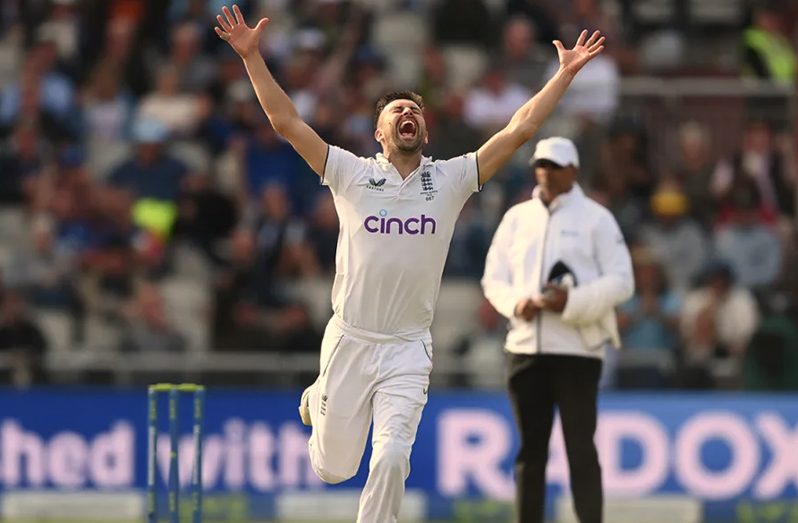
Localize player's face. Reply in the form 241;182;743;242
534;160;576;201
375;100;428;154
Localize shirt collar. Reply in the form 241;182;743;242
375;152;432;172
532;183;584;211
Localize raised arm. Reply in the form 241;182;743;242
215;5;327;176
476;30;605;185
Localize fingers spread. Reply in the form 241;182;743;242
222;6;236;27
214;26;229;40
254;17;270;33
585;30;601;47
588;36;605;52
233;4;245;25
217;14;232;31
575;29;588;47
589;46;605;57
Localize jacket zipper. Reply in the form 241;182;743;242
536;209;551;354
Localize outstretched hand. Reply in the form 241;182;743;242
553;30;605;75
214;4;269;60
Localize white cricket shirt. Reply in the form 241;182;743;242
322;145;480;341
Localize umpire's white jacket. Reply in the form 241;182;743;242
482;184;634;358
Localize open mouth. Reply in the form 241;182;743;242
398;119;417;139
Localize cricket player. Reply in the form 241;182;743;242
215;5;605;522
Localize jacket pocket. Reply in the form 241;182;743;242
577;323;608;352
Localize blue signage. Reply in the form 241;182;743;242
0;389;796;522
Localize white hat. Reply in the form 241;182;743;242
530;137;580;168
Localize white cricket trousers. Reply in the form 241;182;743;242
307;319;433;523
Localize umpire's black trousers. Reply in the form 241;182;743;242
507;353;603;523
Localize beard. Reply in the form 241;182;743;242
392;127;424;153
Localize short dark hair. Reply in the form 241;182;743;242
374;91;424;126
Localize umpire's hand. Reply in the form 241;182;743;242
514;298;541;321
539;283;568;313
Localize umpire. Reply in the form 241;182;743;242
481;137;634;523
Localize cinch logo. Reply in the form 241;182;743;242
364;209;437;235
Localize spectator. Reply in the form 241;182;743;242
714;181;782;290
206;47;249;107
0;39;75;127
218;184;307;319
639;183;708;291
5;215;80;314
618;248;681;352
559;0;619;46
244;116;314;209
591;124;652;232
673;122;715;228
444;198;490;278
0;122;47;206
173;174;239;263
425;92;482;161
336;84;376;156
589;170;646;241
75;184;140;306
541;41;619;124
251;183;313;280
213;227;268;349
712;119;794;220
202;82;259;154
680;262;759;386
0;289;47;386
742;4;796;85
108;118;187;202
119;281;186;353
137;64;211;138
616;248;681;387
94;18;151;98
457;297;505;388
81;63;133;144
742;295;798;391
304;192;339;275
212;226;319;352
299;0;355;50
165;21;215;92
464;65;531;134
351;48;390;105
600;122;653;200
498;17;548;90
505;0;560;46
107;119;187;255
1;64;73;143
35;0;80;67
416;47;448;110
282;52;321;123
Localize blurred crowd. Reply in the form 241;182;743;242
0;0;797;390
